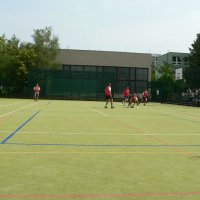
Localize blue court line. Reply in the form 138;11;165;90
0;110;41;144
3;142;200;147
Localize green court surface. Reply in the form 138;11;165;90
0;98;200;200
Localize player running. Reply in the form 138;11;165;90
142;89;149;105
128;93;139;108
122;86;130;106
105;83;114;108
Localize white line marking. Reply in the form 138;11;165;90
0;151;198;154
84;105;108;117
1;130;200;136
0;102;36;118
0;102;23;108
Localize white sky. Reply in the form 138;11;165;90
0;0;199;54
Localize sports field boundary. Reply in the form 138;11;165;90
83;105;108;117
0;101;23;108
0;110;41;144
0;151;199;155
1;191;200;199
0;102;37;118
1;130;200;136
2;142;200;147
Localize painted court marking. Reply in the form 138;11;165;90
84;105;108;117
1;110;41;144
0;101;23;108
147;107;200;124
3;142;200;147
0;191;200;199
0;102;36;118
1;130;200;136
0;151;199;154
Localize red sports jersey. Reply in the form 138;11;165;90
34;86;40;93
143;91;148;97
123;88;130;97
132;95;138;101
105;86;111;96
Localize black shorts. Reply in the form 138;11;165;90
124;96;131;102
105;95;112;100
143;96;147;101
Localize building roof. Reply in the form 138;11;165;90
56;49;153;68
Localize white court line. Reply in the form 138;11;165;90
0;102;36;118
1;130;200;136
0;102;23;108
0;151;199;154
147;106;200;118
84;105;108;117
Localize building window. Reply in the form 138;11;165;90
104;66;115;73
63;65;70;71
136;68;148;81
71;66;83;79
172;56;181;65
84;66;96;72
172;56;176;64
96;66;103;72
71;66;83;71
130;68;136;80
116;81;129;93
84;66;96;79
183;57;189;65
152;56;158;68
135;81;148;93
177;57;181;64
116;67;129;80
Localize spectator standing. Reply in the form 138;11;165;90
33;83;41;101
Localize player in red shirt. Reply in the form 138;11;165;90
105;83;114;108
142;89;149;105
33;83;41;101
128;93;139;108
122;86;130;106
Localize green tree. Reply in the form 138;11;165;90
158;62;174;80
32;26;60;68
0;35;37;93
185;33;200;88
0;35;18;94
0;27;60;95
151;63;175;102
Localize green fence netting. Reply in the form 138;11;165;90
28;69;115;100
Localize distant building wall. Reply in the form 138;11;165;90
46;49;153;100
157;52;189;69
155;52;190;79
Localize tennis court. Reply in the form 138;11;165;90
1;98;200;200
